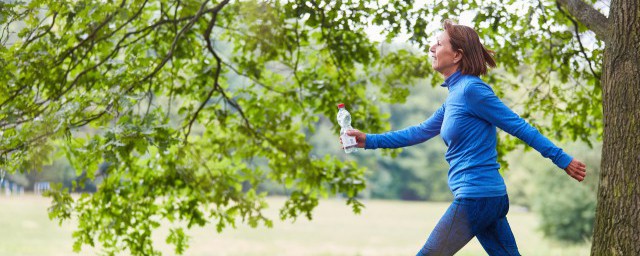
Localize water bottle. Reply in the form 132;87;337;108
337;103;358;153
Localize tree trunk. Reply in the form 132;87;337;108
591;0;640;255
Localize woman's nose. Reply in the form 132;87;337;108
429;44;435;53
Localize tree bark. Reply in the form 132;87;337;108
591;0;640;255
556;0;610;40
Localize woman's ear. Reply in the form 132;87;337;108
454;49;464;64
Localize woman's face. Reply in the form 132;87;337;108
429;31;461;77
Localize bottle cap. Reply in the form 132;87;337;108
337;103;345;108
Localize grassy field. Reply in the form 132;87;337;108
0;195;590;256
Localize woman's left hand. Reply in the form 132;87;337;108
564;159;587;182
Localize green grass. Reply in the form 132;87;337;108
0;195;590;256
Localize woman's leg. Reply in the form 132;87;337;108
417;198;476;256
475;195;521;256
417;195;521;256
476;217;521;256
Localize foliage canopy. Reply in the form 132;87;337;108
0;0;604;254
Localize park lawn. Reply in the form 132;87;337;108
0;195;589;256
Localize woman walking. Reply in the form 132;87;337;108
343;20;587;255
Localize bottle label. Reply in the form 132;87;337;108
341;134;357;148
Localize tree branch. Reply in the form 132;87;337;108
290;15;305;107
556;0;609;41
94;0;149;45
70;104;114;127
0;84;30;109
49;0;148;104
137;0;211;90
184;0;230;140
2;1;242;155
556;1;601;80
22;12;58;47
1;7;29;45
0;128;57;155
4;1;220;131
220;60;292;95
55;0;127;65
7;6;176;129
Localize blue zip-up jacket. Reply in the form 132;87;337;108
365;71;573;198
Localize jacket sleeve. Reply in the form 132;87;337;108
464;82;573;169
365;104;445;149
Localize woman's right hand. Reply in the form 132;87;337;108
339;129;366;149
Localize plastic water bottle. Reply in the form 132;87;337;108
337;103;358;153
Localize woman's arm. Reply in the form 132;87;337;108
360;104;445;149
464;82;586;181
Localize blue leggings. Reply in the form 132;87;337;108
417;195;521;256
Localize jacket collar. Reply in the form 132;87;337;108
440;70;463;88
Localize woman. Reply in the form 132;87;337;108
343;20;587;255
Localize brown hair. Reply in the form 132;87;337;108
443;19;496;76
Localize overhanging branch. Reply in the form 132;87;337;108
23;12;58;47
556;1;601;80
556;0;609;41
184;0;230;140
55;0;127;65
